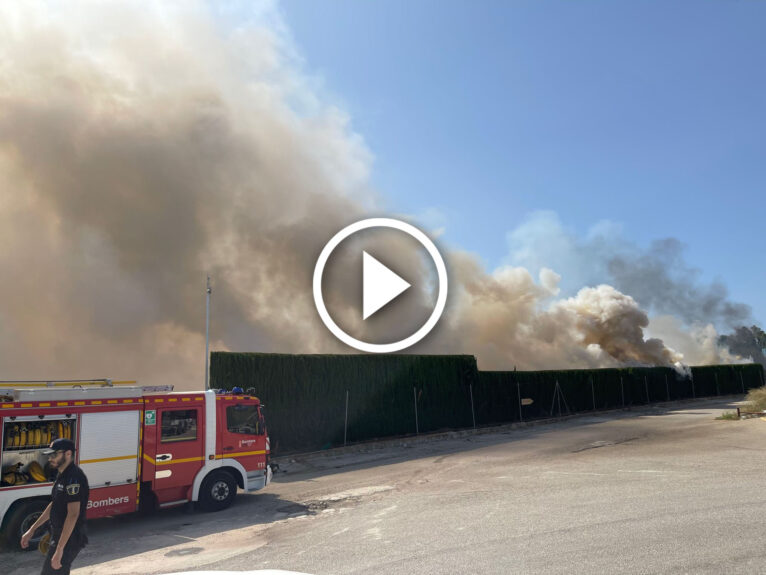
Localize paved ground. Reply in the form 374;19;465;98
4;397;765;575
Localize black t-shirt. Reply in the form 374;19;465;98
50;463;89;533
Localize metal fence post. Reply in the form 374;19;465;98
344;389;349;447
550;382;557;417
469;384;476;429
644;376;650;404
413;387;419;435
620;376;625;407
665;374;670;401
517;381;523;422
591;377;596;411
740;371;745;394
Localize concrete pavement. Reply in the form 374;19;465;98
4;397;764;574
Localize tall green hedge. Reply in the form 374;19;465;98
211;353;477;454
210;352;764;455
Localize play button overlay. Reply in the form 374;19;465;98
313;218;448;353
362;251;411;320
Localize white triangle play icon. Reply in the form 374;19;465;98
363;251;411;320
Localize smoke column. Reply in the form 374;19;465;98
0;3;745;389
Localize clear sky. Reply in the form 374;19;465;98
279;0;765;327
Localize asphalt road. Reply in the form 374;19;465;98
5;397;765;575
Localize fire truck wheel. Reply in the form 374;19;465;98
6;499;49;551
198;470;237;512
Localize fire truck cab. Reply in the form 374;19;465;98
0;380;271;549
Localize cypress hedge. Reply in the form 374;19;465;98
210;352;764;455
211;353;476;454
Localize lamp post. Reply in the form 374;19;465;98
205;275;211;390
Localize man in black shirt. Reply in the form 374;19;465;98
22;437;89;575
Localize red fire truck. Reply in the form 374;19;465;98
0;380;272;549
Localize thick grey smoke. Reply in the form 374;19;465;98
609;238;751;328
718;325;766;367
0;2;738;389
507;211;752;329
0;2;368;386
430;256;683;370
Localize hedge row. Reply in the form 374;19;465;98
210;352;765;455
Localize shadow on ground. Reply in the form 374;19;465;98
2;491;307;574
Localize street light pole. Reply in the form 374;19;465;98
205;275;211;390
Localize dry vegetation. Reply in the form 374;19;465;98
743;385;766;412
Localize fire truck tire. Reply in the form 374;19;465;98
198;470;237;512
5;499;49;551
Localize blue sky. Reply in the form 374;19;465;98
279;1;765;327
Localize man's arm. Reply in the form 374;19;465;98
20;502;52;548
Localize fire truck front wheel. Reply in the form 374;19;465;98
198;470;237;512
5;499;49;551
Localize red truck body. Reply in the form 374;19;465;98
0;381;271;548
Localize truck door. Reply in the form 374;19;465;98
218;402;266;480
153;405;205;504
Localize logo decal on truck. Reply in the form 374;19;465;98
145;410;156;425
87;496;130;509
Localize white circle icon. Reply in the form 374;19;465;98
313;218;448;353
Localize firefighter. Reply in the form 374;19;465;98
21;438;90;575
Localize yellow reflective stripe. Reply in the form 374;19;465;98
215;450;266;460
142;453;205;466
0;381;135;388
1;400;137;407
80;454;136;464
156;456;204;466
137;424;143;503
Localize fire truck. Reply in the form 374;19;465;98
0;380;272;549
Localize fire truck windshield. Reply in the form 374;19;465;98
226;405;262;435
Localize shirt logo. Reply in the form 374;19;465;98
66;484;80;496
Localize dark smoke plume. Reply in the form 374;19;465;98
609;238;751;329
